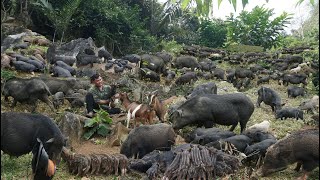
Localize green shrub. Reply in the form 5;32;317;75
197;19;227;48
83;109;113;140
155;39;183;55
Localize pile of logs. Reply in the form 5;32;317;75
162;144;240;179
61;147;128;177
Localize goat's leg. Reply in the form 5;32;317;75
126;111;131;128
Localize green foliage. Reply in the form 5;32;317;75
65;0;158;55
281;28;319;49
1;70;16;81
129;27;158;53
83;109;112;140
174;0;314;17
155;39;183;55
32;0;82;42
226;6;292;50
197;19;227;48
164;13;201;45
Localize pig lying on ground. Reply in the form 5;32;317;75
258;128;319;179
242;129;277;143
207;134;252;152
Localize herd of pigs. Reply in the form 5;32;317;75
1;31;319;179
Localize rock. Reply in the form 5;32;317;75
57;112;88;148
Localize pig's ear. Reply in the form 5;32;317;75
46;138;55;143
177;109;182;117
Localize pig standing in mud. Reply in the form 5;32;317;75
257;128;319;180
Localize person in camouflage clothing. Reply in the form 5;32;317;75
85;74;121;117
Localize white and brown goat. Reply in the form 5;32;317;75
113;92;155;128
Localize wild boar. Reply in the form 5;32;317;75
299;95;319;114
2;77;54;112
122;54;141;65
55;61;76;75
51;66;72;77
235;68;255;79
76;53;100;66
155;51;173;64
208;134;253;152
191;129;236;145
226;69;236;83
40;77;77;95
244;139;277;162
175;72;198;85
169;93;254;133
281;73;308;86
98;48;112;61
213;68;225;80
139;68;160;82
260;129;319;179
172;55;200;71
1;112;66;164
186;82;217;99
275;107;304;120
242;129;276;143
120;123;176;159
140;54;166;74
257;76;270;85
287;86;305;98
257;87;284;112
11;60;37;72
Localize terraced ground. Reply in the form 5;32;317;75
1;55;319;180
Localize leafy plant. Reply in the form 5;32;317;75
225;6;292;50
156;39;183;55
31;0;81;43
168;0;315;18
197;19;227;48
83;109;113;140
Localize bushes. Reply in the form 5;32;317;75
197;19;227;48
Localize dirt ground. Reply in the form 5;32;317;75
72;113;186;156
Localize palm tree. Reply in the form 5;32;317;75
162;0;316;18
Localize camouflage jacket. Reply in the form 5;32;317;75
88;84;112;104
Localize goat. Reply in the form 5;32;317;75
147;91;178;122
113;92;155;128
